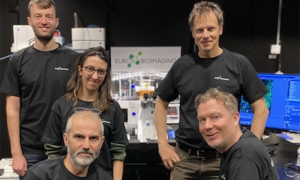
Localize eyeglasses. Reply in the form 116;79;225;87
82;66;107;76
73;107;102;115
285;163;300;178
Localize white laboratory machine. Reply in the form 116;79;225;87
137;93;157;142
118;100;140;136
0;158;18;180
115;74;180;142
111;46;181;142
71;28;105;50
11;25;35;52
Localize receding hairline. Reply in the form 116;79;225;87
65;111;104;136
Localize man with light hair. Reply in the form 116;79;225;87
0;0;78;178
154;1;268;179
23;110;112;180
195;88;279;180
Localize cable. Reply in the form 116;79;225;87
0;54;13;61
29;38;35;46
135;169;140;180
64;44;72;47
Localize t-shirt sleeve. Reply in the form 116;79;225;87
227;156;260;180
240;57;268;104
105;102;128;161
23;171;41;180
111;102;129;146
0;55;21;96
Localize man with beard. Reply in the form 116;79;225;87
23;110;112;180
0;0;78;179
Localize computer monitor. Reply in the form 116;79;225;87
239;73;300;133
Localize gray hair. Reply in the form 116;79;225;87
28;0;56;17
65;110;104;137
188;1;224;31
195;88;238;115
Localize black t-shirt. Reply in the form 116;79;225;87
42;97;129;172
155;49;268;149
219;130;279;180
23;156;113;180
0;45;78;154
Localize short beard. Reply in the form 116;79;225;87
35;33;54;42
68;148;99;169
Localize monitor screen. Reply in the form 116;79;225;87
239;73;300;133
